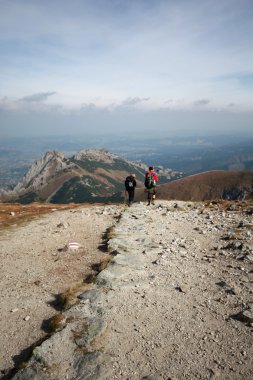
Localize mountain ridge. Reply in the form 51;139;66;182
1;149;252;204
135;170;253;202
0;150;143;203
0;149;155;204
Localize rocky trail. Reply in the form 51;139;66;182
1;201;253;379
0;203;121;379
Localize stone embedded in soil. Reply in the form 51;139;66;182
236;254;246;261
57;222;68;229
74;352;112;380
12;366;49;380
235;308;253;324
244;255;253;261
75;318;107;347
78;289;100;303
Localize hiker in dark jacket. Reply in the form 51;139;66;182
125;174;136;206
144;166;158;205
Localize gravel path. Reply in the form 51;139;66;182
0;204;121;378
3;201;253;380
99;201;253;379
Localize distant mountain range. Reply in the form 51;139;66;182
0;149;182;204
0;149;252;204
135;170;253;202
1;135;253;189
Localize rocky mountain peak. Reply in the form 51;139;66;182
44;150;65;161
0;148;146;203
74;149;119;163
14;150;68;192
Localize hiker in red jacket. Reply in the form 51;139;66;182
144;166;158;205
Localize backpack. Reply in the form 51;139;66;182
145;172;156;189
125;176;134;189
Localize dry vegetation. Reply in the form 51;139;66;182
135;170;253;202
0;202;82;229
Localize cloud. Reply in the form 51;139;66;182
1;104;253;139
0;93;59;113
1;1;253;113
81;102;97;110
19;92;56;103
194;99;211;107
120;97;150;107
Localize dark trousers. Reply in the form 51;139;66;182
127;189;135;203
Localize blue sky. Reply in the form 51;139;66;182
0;0;253;137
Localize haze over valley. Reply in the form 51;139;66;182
1;0;253;191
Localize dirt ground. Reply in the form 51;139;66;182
0;202;121;378
98;200;253;380
1;200;253;380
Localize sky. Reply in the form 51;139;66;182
0;0;253;138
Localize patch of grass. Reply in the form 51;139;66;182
98;225;116;252
0;214;39;231
66;315;76;324
98;256;112;272
106;225;116;240
58;282;89;310
48;313;65;332
83;274;97;284
17;361;28;370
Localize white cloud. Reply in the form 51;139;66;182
0;0;253;137
194;99;211;107
119;97;150;107
19;92;56;103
